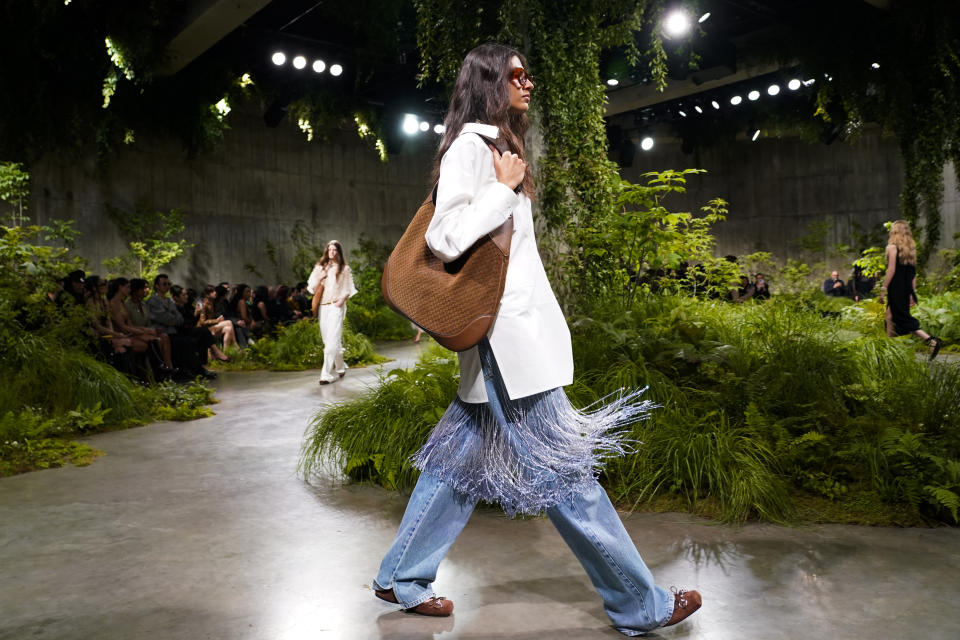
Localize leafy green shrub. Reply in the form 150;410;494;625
140;380;218;421
913;291;960;346
345;236;414;341
214;318;388;371
300;343;458;489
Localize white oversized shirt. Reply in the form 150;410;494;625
425;122;573;403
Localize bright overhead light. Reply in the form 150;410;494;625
312;59;326;73
606;78;619;87
330;64;343;76
419;121;429;132
748;90;760;101
694;105;703;114
292;55;307;70
871;62;880;69
751;129;761;141
787;79;802;90
663;10;691;37
802;78;816;86
699;12;711;23
433;124;445;134
711;100;720;109
767;84;780;96
678;110;687;117
271;52;286;66
640;137;654;151
730;95;743;105
402;114;419;135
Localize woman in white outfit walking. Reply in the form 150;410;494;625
308;240;357;384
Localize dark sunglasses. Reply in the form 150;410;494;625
509;67;533;88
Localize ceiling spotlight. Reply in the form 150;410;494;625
802;78;816;86
825;73;833;81
292;55;307;70
699;12;711;23
748;90;760;101
663;10;691;37
694;105;703;114
402;114;419;135
607;78;619;87
871;62;880;69
330;64;343;76
711;100;720;109
730;95;743;106
787;78;802;90
312;59;326;73
419;121;429;132
678;110;687;117
767;84;780;96
433;124;445;134
751;129;761;141
271;52;286;66
640;137;654;151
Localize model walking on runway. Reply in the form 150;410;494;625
373;43;702;635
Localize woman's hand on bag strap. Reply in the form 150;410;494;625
489;144;526;191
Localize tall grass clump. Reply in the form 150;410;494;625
299;343;458;489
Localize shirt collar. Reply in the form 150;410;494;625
459;122;500;139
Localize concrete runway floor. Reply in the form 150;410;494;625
1;341;959;640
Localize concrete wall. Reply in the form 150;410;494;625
29;105;435;288
26;108;958;290
619;129;909;263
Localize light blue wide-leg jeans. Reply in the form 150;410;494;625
373;339;674;633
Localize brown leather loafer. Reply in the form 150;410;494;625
375;588;454;617
663;587;701;627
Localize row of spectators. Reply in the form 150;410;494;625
51;270;317;383
823;266;876;301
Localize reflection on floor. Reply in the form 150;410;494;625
1;340;958;640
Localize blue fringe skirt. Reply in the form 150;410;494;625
412;339;654;517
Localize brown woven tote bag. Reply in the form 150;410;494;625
381;150;513;352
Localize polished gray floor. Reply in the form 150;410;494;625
1;341;958;640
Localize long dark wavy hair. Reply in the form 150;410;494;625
433;43;534;197
319;240;347;272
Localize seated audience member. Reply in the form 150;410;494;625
57;270;87;306
124;278;175;371
107;277;171;375
174;285;230;363
849;265;875;301
85;275;133;361
731;275;755;302
147;274;216;379
198;285;239;351
291;282;311;317
270;284;301;325
252;285;271;337
228;284;256;345
753;273;771;300
823;270;846;296
214;283;232;317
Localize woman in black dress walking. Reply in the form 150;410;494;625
879;220;942;360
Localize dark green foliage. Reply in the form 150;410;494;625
299;343;458;488
571;294;960;524
345;237;415;341
302;292;960;524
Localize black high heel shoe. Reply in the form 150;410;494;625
924;336;943;361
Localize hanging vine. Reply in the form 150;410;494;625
414;0;654;300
